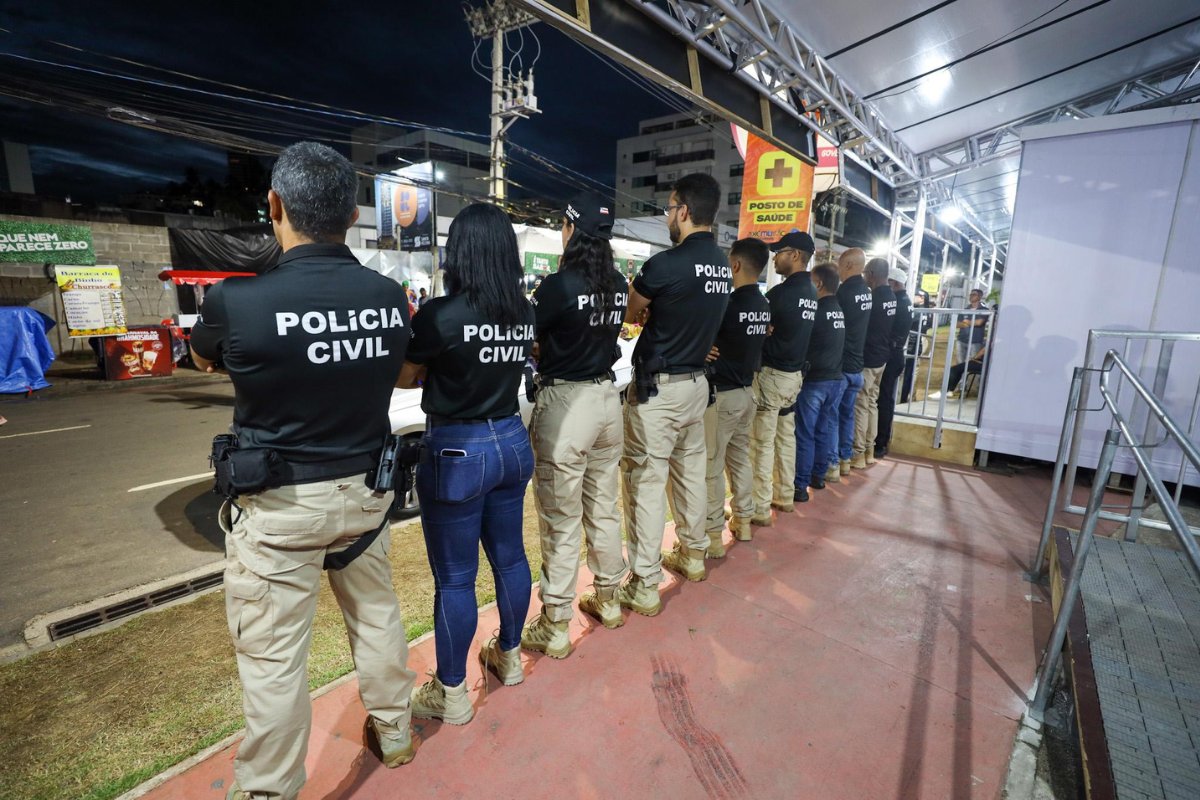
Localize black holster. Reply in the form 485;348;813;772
367;434;424;495
633;355;664;404
210;434;282;500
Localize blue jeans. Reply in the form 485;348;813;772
831;371;864;466
416;414;534;686
795;377;846;488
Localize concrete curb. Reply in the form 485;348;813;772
3;562;226;664
112;616;467;800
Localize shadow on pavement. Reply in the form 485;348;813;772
154;480;225;552
145;390;237;408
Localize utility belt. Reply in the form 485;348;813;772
427;414;514;428
536;370;616;389
211;433;424;571
714;383;749;393
210;435;422;501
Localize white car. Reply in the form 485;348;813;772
386;337;637;517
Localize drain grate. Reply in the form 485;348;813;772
47;570;224;641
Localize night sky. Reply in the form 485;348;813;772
0;2;678;205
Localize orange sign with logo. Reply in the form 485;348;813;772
737;133;815;244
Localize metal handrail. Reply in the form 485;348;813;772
894;306;993;446
1034;331;1200;572
1097;349;1200;575
1027;348;1200;721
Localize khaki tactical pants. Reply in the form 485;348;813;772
222;476;415;800
705;386;756;532
530;379;628;622
622;375;709;585
854;365;886;456
749;366;804;517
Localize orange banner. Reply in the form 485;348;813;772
737;133;815;244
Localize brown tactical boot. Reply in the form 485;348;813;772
824;463;841;483
840;459;852;476
520;611;572;659
478;636;525;684
411;674;473;726
615;575;663;616
729;516;753;541
851;453;868;470
367;717;417;767
707;530;727;559
662;542;707;582
579;585;625;629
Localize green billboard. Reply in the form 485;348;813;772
0;220;96;265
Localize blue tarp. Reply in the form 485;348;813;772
0;307;56;393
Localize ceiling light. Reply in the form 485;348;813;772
937;205;962;224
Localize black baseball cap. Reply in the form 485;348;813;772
768;231;815;253
564;192;614;240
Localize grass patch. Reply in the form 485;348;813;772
0;492;543;800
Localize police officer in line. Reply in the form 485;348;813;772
620;173;731;613
827;247;871;481
520;193;629;659
853;257;897;468
396;203;536;725
702;237;771;556
875;267;913;458
190;142;418;799
749;231;817;524
793;262;846;502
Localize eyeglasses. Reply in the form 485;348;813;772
663;203;683;217
775;248;799;256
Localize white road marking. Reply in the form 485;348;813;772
127;472;212;493
0;424;91;440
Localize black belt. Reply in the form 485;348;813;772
538;370;615;388
715;384;749;393
427;414;513;428
276;452;377;485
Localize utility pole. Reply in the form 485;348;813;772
465;1;540;206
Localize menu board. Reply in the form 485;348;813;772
54;265;127;337
102;327;173;380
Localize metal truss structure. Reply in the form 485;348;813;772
911;54;1200;190
515;0;1200;255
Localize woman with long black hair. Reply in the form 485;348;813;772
397;202;535;725
519;193;630;660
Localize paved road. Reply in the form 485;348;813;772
0;376;235;648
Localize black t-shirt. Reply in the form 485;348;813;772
189;243;408;462
836;274;872;373
863;284;897;368
710;284;770;390
407;293;534;419
807;295;846;382
631;231;731;373
957;303;989;344
761;271;818;372
533;268;628;380
892;289;913;352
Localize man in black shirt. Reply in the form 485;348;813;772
793;262;846;501
827;247;871;482
190;142;418;797
749;231;817;524
703;238;770;556
853;257;896;468
620;173;730;611
875;267;913;458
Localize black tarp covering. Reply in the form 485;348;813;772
167;225;281;314
168;225;281;274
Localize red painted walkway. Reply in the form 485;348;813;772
137;455;1053;800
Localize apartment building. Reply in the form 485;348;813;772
614;112;744;246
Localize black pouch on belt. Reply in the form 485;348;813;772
227;448;283;495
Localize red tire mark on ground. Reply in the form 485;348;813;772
651;653;750;799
